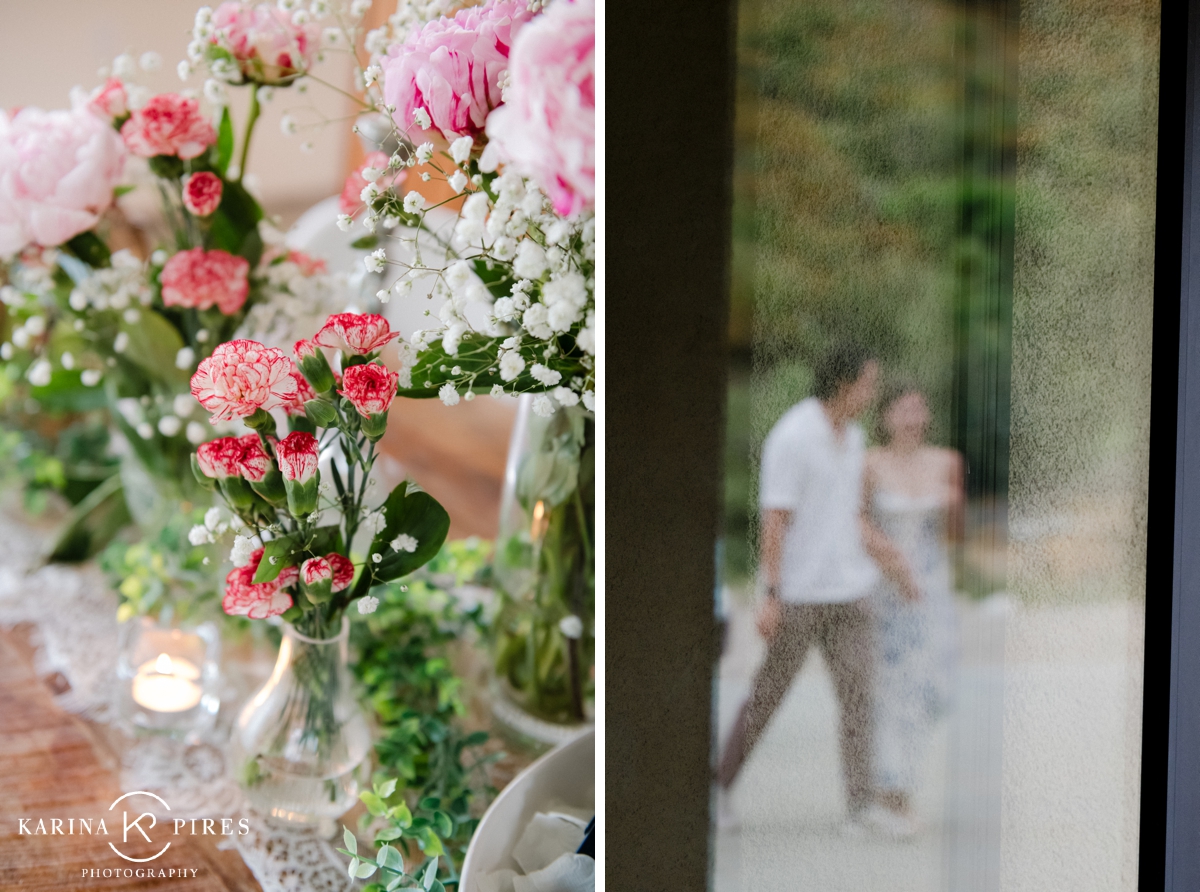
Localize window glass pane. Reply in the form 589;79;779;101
713;1;1159;889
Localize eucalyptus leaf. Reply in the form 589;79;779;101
356;860;379;879
421;858;438;891
344;826;358;856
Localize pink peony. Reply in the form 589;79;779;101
313;313;400;355
183;171;223;216
301;556;331;586
382;0;533;142
328;553;355;592
339;362;399;419
121;94;216;160
211;2;320;85
223;549;295;619
191;339;298;422
281;368;316;417
90;78;128;119
339;151;405;216
0;99;127;256
484;0;594;215
275;431;319;483
195;436;245;478
161;248;250;314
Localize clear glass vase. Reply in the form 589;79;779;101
491;397;595;749
231;617;371;825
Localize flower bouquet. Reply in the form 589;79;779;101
0;3;349;560
328;0;597;741
188;312;450;821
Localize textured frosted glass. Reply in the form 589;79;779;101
712;0;1159;889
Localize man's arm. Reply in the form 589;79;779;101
756;508;791;638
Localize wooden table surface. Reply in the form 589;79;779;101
0;398;518;890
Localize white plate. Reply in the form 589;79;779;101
459;729;595;892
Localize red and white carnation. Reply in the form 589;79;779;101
195;436;245;478
211;2;320;86
161;248;250;314
0;98;127;256
182;171;223;216
222;549;296;619
89;77;128;119
120;94;216;160
483;0;595;216
234;433;272;482
281;368;316;417
301;556;331;586
313;313;399;355
381;0;534;142
190;339;298;422
328;553;354;592
339;362;399;419
275;431;319;483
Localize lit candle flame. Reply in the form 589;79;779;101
155;653;173;675
531;500;548;542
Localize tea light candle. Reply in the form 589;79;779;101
131;653;202;713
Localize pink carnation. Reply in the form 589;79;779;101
281;368;316;417
328;553;355;592
190;339;298;422
89;78;128;119
301;556;331;586
313;313;400;355
339;362;399;419
161;248;250;314
183;171;223;216
120;94;216;160
211;2;320;85
0;99;127;256
339;151;405;216
484;0;594;216
275;431;319;483
223;549;295;619
382;0;533;142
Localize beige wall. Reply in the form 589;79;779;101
0;0;355;218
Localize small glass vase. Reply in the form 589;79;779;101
491;396;595;750
117;615;221;737
231;617;371;825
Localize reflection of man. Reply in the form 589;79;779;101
716;343;884;827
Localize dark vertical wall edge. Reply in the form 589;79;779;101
606;0;737;889
1146;1;1193;889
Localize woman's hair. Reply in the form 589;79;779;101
874;378;925;445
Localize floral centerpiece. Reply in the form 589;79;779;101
188;311;450;820
330;0;596;736
0;3;359;557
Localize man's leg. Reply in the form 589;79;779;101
820;599;876;815
715;604;816;788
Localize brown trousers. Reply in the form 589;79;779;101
716;599;875;814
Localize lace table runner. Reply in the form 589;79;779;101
0;506;355;892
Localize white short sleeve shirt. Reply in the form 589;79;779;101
759;397;879;604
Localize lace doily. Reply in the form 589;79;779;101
0;503;356;892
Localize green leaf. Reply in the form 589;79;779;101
253;535;297;583
206;179;263;259
421;858;438;891
389;800;413;828
119;310;188;386
361;791;386;816
375;825;403;843
378;777;398;798
432;811;453;838
377;844;404;872
356;861;379;879
351;234;379;250
113;184;137;198
343;826;358;857
463;731;488;748
63;231;111;269
216;107;234;174
365;482;450;585
429;882;445;892
386;875;406;892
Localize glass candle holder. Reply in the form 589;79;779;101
118;617;220;736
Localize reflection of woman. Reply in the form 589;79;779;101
864;384;963;836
